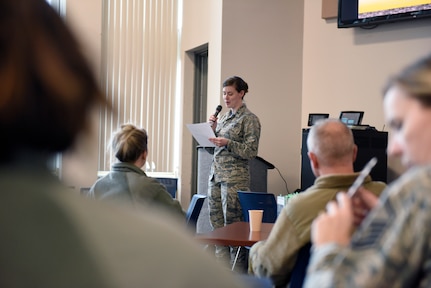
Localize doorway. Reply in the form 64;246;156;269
191;46;208;195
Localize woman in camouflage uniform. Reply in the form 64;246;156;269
208;76;261;272
305;54;431;287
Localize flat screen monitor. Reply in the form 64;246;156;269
308;113;330;126
339;111;364;126
338;0;431;28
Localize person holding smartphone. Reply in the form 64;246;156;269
305;53;431;287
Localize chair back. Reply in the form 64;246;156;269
289;242;312;288
185;194;207;231
237;191;277;223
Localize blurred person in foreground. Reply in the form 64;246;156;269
304;53;431;287
248;119;386;287
89;124;185;219
0;0;253;287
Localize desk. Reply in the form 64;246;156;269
195;221;274;247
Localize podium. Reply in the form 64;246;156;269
196;146;274;233
301;128;388;190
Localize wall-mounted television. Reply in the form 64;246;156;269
338;0;431;28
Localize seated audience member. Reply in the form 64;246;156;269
304;54;431;287
88;124;185;218
0;1;249;287
248;119;386;287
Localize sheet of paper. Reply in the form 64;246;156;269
186;122;216;147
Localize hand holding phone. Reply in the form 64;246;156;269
347;157;378;198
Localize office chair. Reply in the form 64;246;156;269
185;194;207;232
288;242;312;288
237;191;278;223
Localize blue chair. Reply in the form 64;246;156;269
237;274;273;288
237;191;277;223
185;194;207;232
289;242;312;288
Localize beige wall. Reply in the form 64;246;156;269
303;1;431;128
180;0;223;204
182;0;431;196
302;0;431;177
61;0;102;191
181;0;304;198
220;0;304;194
63;0;431;198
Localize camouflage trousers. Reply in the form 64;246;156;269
208;178;249;272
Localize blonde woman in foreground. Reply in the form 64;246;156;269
304;53;431;287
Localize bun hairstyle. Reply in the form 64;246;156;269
223;76;249;98
110;124;148;163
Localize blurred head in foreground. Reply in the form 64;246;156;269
0;0;108;163
383;54;431;168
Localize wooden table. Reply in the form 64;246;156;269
196;221;274;270
195;221;274;247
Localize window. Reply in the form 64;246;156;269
46;0;65;178
46;0;65;15
99;0;180;174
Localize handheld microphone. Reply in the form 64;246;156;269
214;105;222;117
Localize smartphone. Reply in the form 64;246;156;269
347;157;378;198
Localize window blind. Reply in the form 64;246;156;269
99;0;179;173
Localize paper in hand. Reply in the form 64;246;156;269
186;122;216;147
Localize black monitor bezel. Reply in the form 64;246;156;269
308;113;330;127
338;0;431;28
339;111;364;126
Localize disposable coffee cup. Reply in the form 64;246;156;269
248;210;263;231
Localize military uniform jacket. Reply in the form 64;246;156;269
210;103;261;183
89;162;185;218
304;166;431;288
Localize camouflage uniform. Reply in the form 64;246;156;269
208;103;261;271
304;166;431;287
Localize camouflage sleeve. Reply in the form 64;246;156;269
304;168;431;288
227;113;261;160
